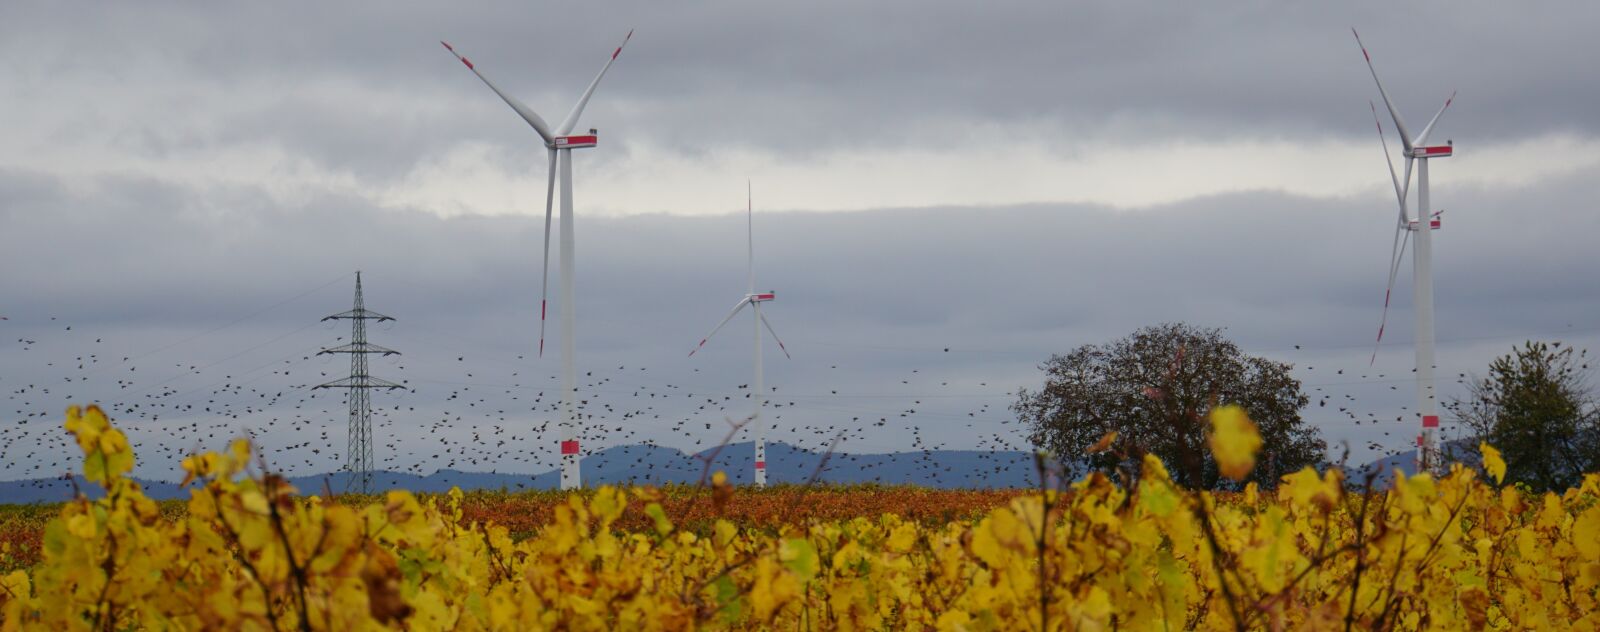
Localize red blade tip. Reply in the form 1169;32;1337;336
612;30;634;60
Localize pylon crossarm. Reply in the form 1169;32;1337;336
318;342;401;355
321;308;395;322
314;376;406;390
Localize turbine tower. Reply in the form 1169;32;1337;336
1354;30;1456;474
442;32;632;490
689;183;790;487
315;272;403;494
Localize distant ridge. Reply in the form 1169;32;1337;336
11;439;1534;504
0;442;1037;504
1345;434;1598;489
1343;438;1483;487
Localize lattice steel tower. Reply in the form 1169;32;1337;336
315;272;403;494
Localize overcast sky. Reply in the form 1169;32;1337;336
3;1;1597;483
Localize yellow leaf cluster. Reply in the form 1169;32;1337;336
1;407;1598;630
1481;441;1507;485
1208;404;1262;481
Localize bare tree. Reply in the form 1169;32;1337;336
1013;323;1325;489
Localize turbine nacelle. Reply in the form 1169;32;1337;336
1406;210;1443;231
1410;144;1453;159
749;292;776;302
554;133;598;149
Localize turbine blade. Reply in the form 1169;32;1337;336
758;310;790;359
441;41;555;144
1370;101;1406;213
1371;223;1412;366
556;29;633;136
1413;91;1456;147
538;148;557;357
1352;29;1413;151
689;298;750;357
747;179;755;295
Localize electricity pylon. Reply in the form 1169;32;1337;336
315;271;403;494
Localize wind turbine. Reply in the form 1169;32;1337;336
688;183;790;487
1354;29;1455;475
442;31;632;490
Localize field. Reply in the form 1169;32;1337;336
1;486;1022;574
2;406;1598;630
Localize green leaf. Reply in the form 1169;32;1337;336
1140;481;1178;517
645;502;673;536
781;537;819;583
42;519;68;556
83;452;108;487
714;574;744;623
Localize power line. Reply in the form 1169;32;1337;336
790;325;1600;357
83;272;352;378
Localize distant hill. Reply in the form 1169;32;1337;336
1349;431;1596;489
18;437;1560;504
0;442;1038;504
1345;439;1481;487
0;476;192;505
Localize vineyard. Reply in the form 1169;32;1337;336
2;406;1598;630
0;484;1023;575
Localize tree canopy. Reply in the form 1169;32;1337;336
1013;323;1326;489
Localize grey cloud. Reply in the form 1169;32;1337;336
3;1;1595;184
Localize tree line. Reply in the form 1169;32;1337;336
1015;323;1598;492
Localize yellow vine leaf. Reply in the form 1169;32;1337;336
5;403;1597;630
64;405;133;486
1279;467;1342;513
1481;442;1507;485
1208;405;1261;481
1576;505;1600;561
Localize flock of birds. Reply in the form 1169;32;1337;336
0;278;1578;495
1;303;1039;492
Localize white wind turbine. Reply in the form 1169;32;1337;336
442;31;632;490
688;183;790;488
1354;29;1456;474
